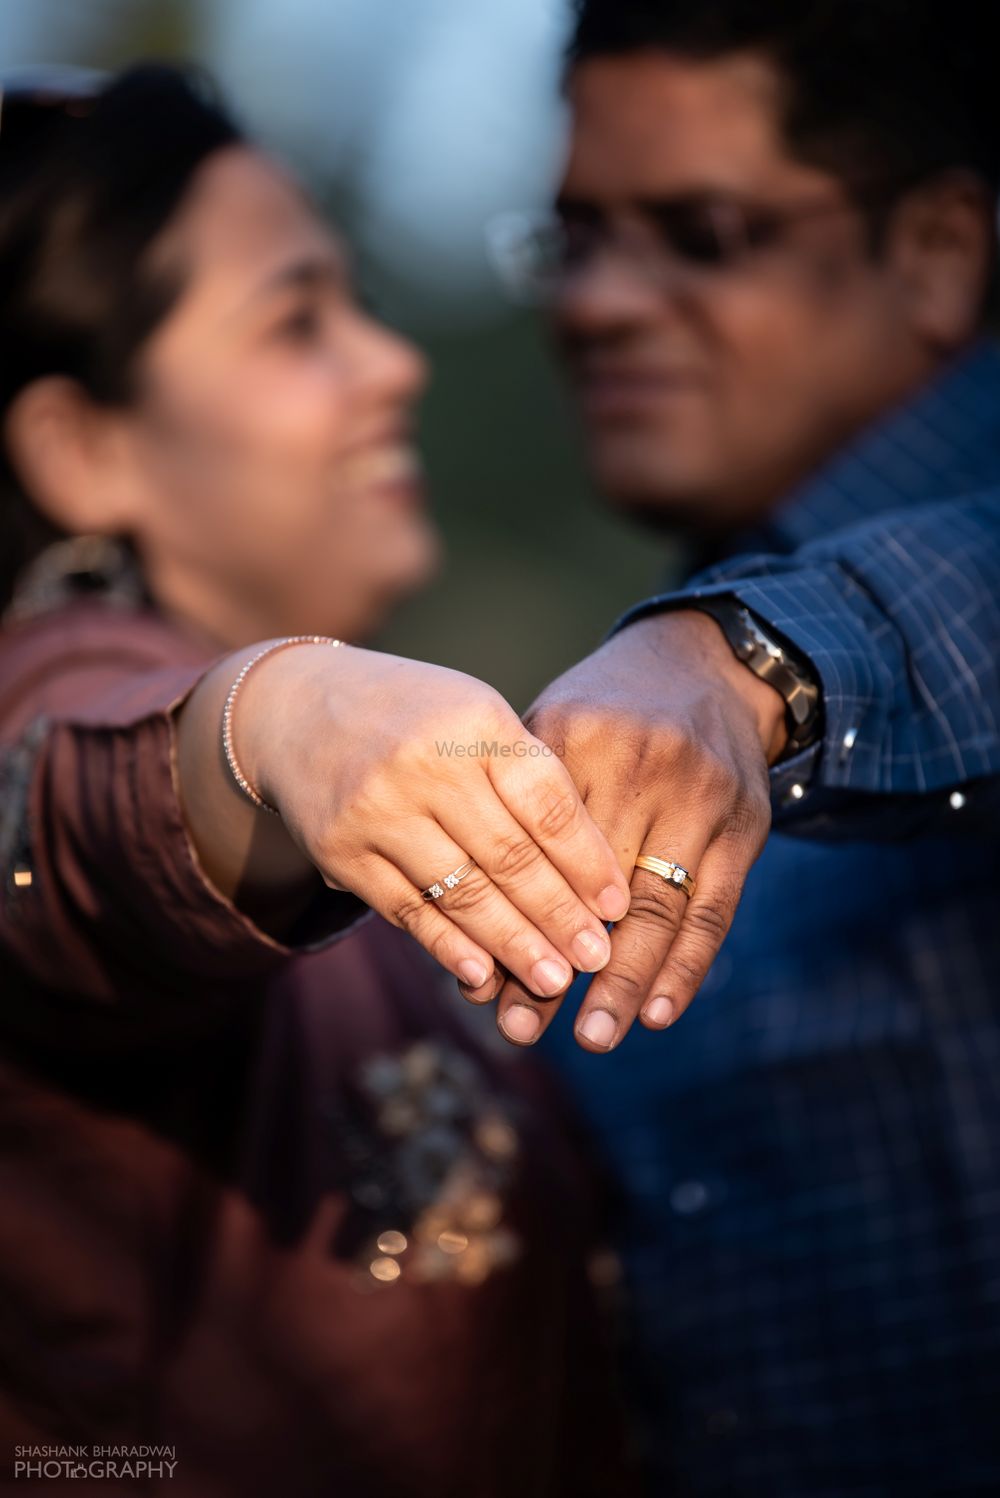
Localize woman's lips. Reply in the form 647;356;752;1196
340;443;426;505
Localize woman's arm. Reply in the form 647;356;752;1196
1;615;630;1029
176;640;631;996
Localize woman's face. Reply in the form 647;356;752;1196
125;146;439;645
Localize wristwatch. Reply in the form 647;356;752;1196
688;594;822;752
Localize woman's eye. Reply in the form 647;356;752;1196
274;305;322;342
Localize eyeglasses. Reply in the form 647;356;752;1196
0;65;107;154
487;191;870;303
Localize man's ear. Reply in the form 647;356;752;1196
885;173;996;354
3;376;140;535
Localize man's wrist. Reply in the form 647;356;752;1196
680;610;789;763
620;608;788;764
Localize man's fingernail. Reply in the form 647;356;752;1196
530;958;572;996
458;958;491;989
644;995;674;1027
500;1005;541;1044
578;1009;618;1049
572;928;612;971
598;885;630;922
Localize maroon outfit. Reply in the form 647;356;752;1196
0;594;632;1497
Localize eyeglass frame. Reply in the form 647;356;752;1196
487;175;963;303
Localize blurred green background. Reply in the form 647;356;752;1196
0;0;680;711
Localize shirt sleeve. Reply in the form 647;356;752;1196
609;491;1000;840
0;619;368;1042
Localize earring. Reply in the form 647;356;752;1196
4;533;145;625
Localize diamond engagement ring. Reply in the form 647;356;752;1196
421;860;478;902
634;854;696;899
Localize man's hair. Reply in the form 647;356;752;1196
568;0;1000;201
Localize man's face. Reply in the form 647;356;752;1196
554;52;939;534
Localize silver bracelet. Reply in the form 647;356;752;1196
221;635;343;814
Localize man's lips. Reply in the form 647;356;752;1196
571;365;705;420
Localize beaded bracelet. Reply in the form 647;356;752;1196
221;635;343;814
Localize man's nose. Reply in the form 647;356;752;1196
552;255;670;336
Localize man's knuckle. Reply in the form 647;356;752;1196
603;966;648;1008
524;703;564;745
702;750;741;802
663;948;707;991
628;885;685;930
686;899;731;945
730;783;771;842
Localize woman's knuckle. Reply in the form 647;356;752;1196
544;890;584;930
390;890;429;931
531;782;579;841
444;869;497;913
492;831;545;881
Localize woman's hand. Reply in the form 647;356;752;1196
217;642;631;995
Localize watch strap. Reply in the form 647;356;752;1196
687;594;822;750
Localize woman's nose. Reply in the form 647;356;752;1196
351;311;429;404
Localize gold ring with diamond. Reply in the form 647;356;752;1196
421;859;478;902
634;854;696;899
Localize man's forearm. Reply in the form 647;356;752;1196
612;491;1000;835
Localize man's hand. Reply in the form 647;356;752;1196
458;609;788;1049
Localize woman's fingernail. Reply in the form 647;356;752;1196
458;958;491;989
598;885;630;922
500;1005;541;1044
530;958;572;996
578;1009;618;1049
572;928;612;971
644;995;674;1027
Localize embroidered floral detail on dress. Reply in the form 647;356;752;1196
322;1040;523;1287
0;716;48;916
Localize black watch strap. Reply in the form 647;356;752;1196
688;594;822;751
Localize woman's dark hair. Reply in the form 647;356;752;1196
0;63;243;608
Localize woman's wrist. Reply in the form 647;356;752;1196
175;645;318;907
233;639;352;817
222;636;343;813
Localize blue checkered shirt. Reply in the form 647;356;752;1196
544;342;1000;1496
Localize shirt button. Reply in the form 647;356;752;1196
838;725;859;764
670;1179;711;1216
